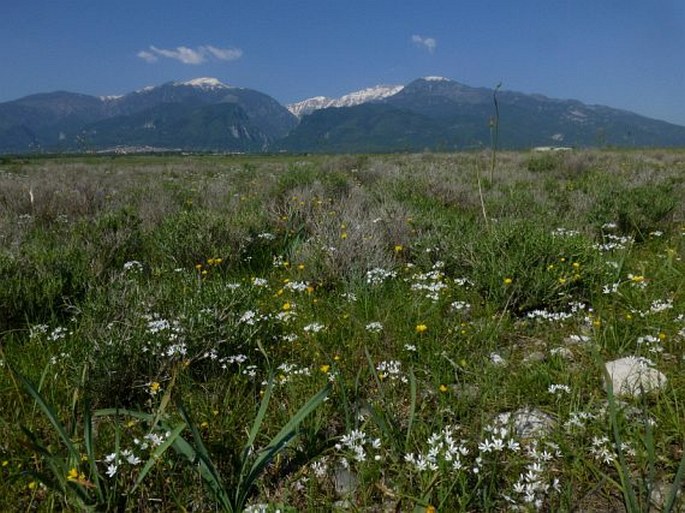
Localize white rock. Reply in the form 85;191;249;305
604;356;666;397
496;408;555;438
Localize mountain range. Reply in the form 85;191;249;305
2;76;685;154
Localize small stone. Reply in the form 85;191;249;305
550;347;574;360
496;408;555;438
523;351;546;364
333;466;358;497
604;356;666;397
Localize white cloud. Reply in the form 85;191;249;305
204;45;243;61
138;45;243;65
411;34;437;53
149;45;206;64
137;50;158;63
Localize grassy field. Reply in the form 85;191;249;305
0;150;684;512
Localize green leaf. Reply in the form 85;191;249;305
237;384;329;509
132;423;186;493
12;365;77;459
176;402;232;510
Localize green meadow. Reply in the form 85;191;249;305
1;150;684;512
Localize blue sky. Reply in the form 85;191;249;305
2;0;684;125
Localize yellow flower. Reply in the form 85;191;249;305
149;381;161;395
28;481;37;490
319;364;331;374
394;245;403;252
341;232;348;239
297;263;305;270
426;505;437;513
658;332;667;341
439;384;448;393
503;277;513;285
67;467;79;481
282;302;291;311
415;324;428;333
200;421;209;429
558;277;567;284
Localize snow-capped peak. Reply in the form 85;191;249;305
422;76;451;82
175;77;232;90
99;94;123;102
288;84;404;118
336;85;404;106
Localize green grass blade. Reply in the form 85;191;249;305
176;401;231;510
11;365;77;458
243;376;274;462
93;408;156;422
405;368;417;452
131;423;186;493
663;449;685;513
83;397;105;503
237;384;330;509
604;366;640;512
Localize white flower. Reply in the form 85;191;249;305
106;464;118;478
365;322;383;333
123;260;143;272
303;322;325;333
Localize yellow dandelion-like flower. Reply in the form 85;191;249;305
503;277;513;285
320;364;330;374
658;332;667;341
282;302;291;311
67;467;79;481
439;384;448;393
341;232;348;239
394;245;403;252
426;505;437;513
149;381;161;395
415;324;428;334
297;263;305;270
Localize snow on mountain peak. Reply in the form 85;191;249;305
288;84;404;118
423;76;450;82
175;77;232;89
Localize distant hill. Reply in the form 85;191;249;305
280;77;685;152
1;76;685;153
0;78;297;153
